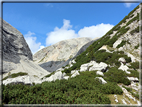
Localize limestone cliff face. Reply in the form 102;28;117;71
2;19;33;61
1;18;50;84
33;37;97;72
2;18;33;73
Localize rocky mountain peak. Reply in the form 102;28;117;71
2;18;33;61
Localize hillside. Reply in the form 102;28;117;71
1;4;141;105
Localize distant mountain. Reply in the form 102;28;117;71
33;37;99;72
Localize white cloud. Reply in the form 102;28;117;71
124;3;133;8
78;23;114;39
122;0;139;8
46;19;114;46
24;31;45;54
46;19;78;46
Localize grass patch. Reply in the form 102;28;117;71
41;71;56;80
130;26;139;35
2;72;28;81
122;85;139;100
134;44;139;49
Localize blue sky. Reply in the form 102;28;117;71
2;1;140;54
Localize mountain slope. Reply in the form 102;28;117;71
33;37;99;72
1;18;50;85
2;4;141;105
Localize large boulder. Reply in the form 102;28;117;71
80;61;108;72
127;77;139;82
89;62;108;72
96;71;104;76
3;75;31;86
71;71;80;78
118;62;131;74
95;77;107;84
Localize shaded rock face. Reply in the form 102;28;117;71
33;37;98;72
1;18;33;73
1;19;50;85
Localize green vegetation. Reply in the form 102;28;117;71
104;67;131;85
116;40;127;48
2;70;124;104
2;72;28;81
130;92;139;99
128;61;139;70
41;71;56;80
130;26;139;35
93;50;131;66
126;13;139;26
106;26;130;47
134;44;139;49
122;85;139;100
38;56;46;63
127;70;139;79
122;85;132;92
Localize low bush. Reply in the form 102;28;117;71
135;44;139;49
130;26;139;35
2;70;124;104
127;70;139;79
116;40;127;48
128;61;139;70
104;67;131;85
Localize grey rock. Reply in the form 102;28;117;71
1;18;33;73
95;77;107;84
96;71;104;76
71;71;79;78
1;19;51;85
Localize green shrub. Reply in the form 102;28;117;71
2;69;124;104
130;26;139;35
104;67;131;85
100;82;123;94
135;44;139;49
128;61;139;70
116;40;127;48
131;92;139;99
126;13;139;26
122;85;132;92
127;70;139;79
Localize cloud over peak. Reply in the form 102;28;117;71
24;31;45;54
46;19;114;46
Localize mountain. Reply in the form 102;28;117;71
33;37;99;72
1;4;141;105
1;18;50;85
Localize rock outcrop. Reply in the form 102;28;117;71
1;18;50;85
